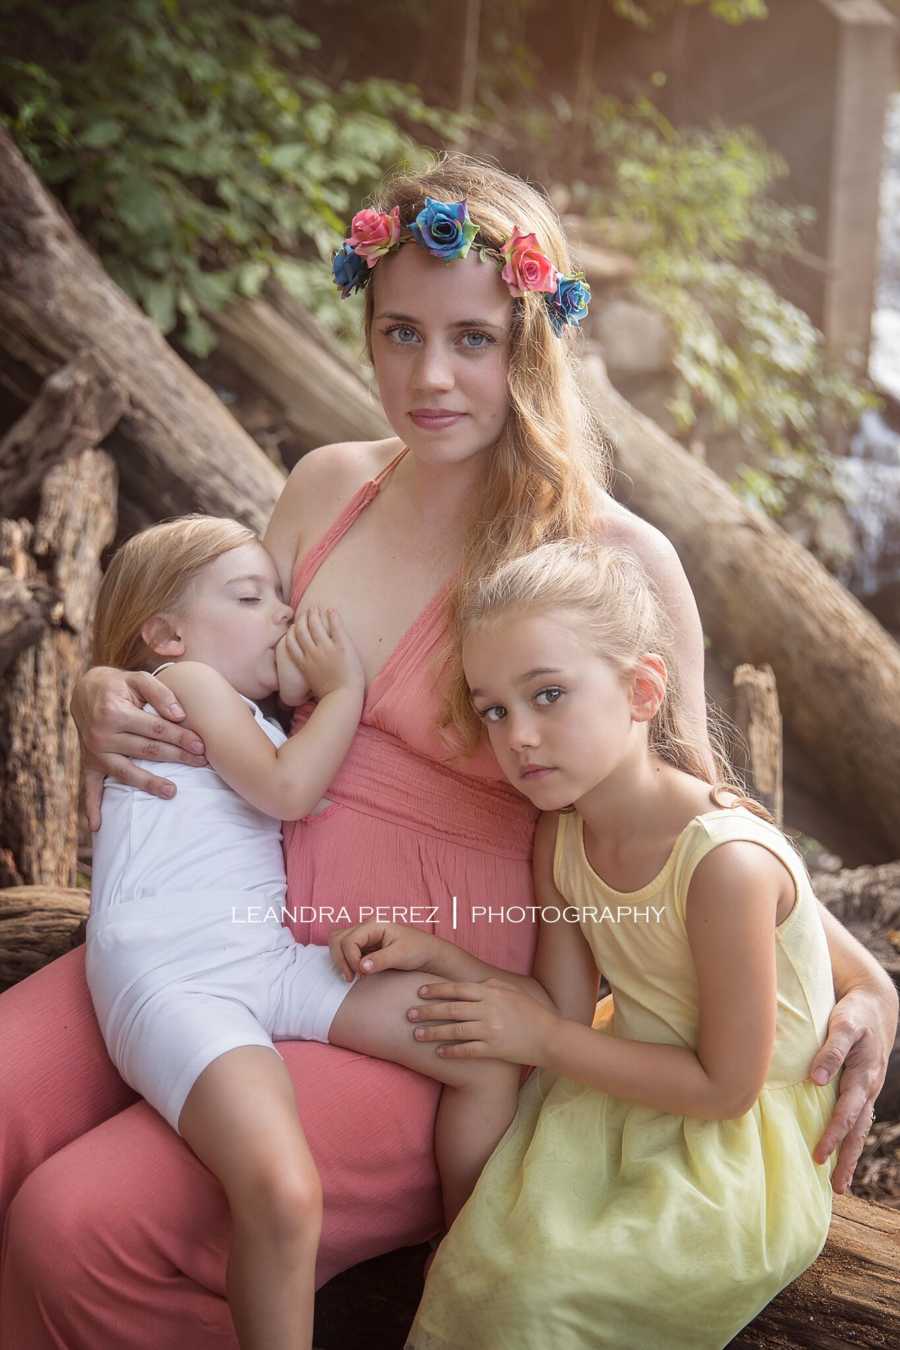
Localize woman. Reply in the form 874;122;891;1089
0;155;895;1349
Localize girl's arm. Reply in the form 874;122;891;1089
534;841;780;1119
155;614;363;820
419;840;783;1122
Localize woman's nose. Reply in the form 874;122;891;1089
415;341;454;392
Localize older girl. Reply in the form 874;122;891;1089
0;153;894;1349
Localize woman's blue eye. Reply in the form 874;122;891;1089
384;326;493;350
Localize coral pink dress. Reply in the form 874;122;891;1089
0;446;538;1349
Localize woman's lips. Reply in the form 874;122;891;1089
409;411;465;430
520;766;555;780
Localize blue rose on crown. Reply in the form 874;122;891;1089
331;196;590;337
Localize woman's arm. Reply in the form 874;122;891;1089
809;903;898;1191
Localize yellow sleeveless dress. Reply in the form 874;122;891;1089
405;807;839;1350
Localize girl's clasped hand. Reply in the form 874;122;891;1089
330;919;558;1065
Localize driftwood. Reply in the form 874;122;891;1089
0;129;283;533
0;449;116;887
213;282;390;458
0;885;88;993
579;356;900;858
733;663;784;827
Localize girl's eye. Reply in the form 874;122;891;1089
535;687;563;707
476;705;506;724
239;597;261;605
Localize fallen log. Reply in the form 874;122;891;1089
0;885;89;994
0;449;116;888
310;1194;900;1350
580;355;900;857
0;129;283;533
212;282;390;458
733;663;783;827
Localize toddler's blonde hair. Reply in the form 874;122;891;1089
445;538;770;820
93;515;258;671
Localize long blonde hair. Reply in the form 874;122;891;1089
93;515;258;670
446;538;771;820
361;151;611;610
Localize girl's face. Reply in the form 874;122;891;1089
370;243;513;468
158;542;293;700
463;609;640;812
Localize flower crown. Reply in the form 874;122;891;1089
332;197;591;337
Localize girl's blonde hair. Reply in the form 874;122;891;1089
93;515;258;670
446;538;771;821
362;151;610;618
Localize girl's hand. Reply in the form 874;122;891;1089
282;606;365;702
809;985;898;1192
274;630;310;708
408;979;560;1067
329;920;440;982
71;666;207;829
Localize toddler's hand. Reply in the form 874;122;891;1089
274;629;309;707
329;920;438;983
283;606;365;702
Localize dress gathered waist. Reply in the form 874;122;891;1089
291;705;537;860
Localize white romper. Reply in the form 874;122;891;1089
85;677;357;1135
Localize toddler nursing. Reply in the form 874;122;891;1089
88;512;840;1350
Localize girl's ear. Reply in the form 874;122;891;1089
629;654;667;723
141;614;184;659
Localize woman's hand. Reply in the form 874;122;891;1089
809;980;899;1193
408;978;560;1067
72;667;207;829
329;920;441;982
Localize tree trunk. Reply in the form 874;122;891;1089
733;663;784;826
0;885;89;993
579;355;900;857
0;449;116;888
0;129;283;533
731;1194;900;1347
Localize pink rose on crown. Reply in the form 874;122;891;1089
347;206;402;267
499;227;558;297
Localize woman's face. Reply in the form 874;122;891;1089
370;242;514;468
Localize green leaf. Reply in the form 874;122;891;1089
140;276;177;333
181;313;216;358
80;118;123;148
237;260;270;298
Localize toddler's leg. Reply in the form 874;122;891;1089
328;972;521;1227
177;1046;321;1350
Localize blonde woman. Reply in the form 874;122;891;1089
0;154;894;1349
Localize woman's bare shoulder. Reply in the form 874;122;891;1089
264;437;403;591
284;436;403;508
593;491;677;565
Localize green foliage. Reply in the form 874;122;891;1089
0;0;454;353
610;0;767;26
577;97;875;514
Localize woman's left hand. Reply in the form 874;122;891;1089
809;983;898;1193
408;978;560;1066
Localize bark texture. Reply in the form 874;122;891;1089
0;129;283;533
0;450;116;888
